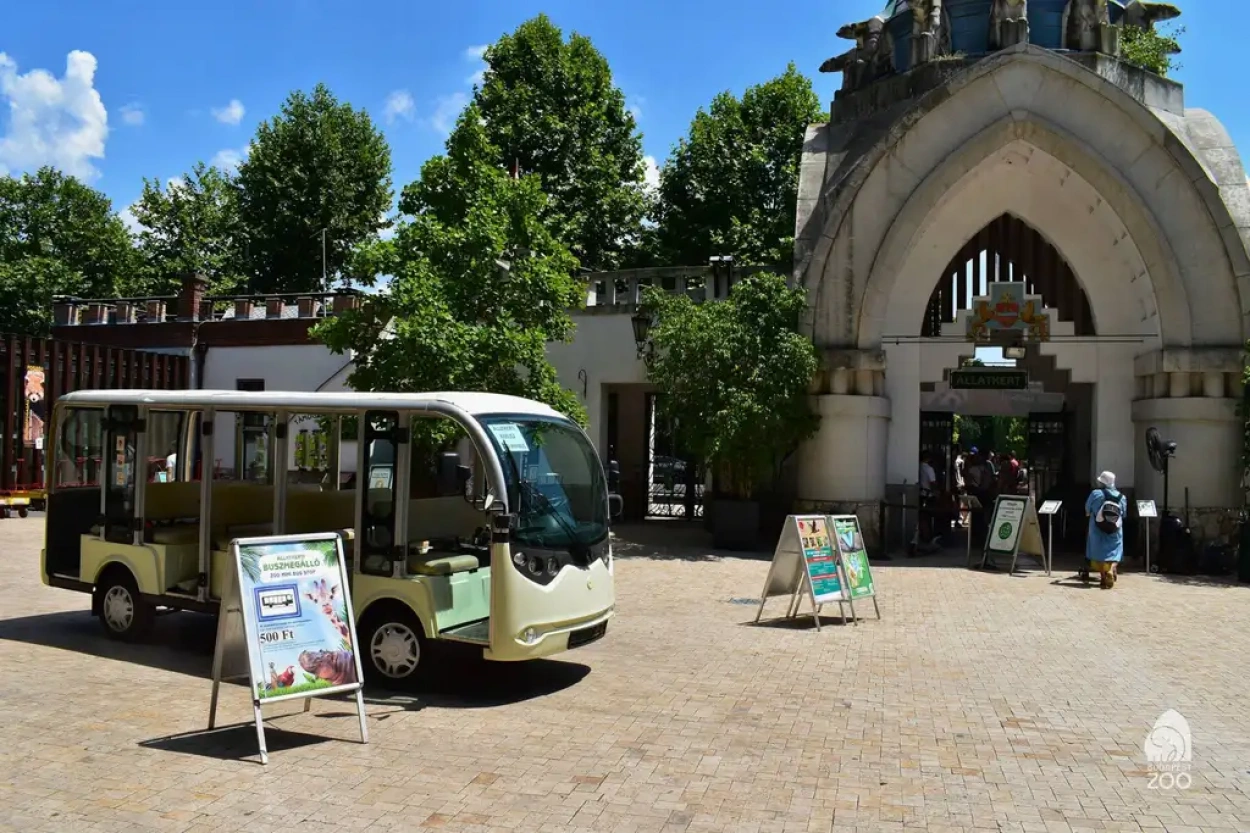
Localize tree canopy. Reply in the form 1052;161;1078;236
0;167;134;334
127;162;245;296
316;104;585;423
651;64;823;270
235;83;392;293
642;272;819;499
470;14;647;271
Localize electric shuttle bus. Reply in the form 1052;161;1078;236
40;389;618;683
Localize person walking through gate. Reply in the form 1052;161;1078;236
1085;471;1127;589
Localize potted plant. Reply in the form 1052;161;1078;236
640;272;820;550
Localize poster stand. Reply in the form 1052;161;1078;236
755;516;854;630
828;515;881;621
209;532;368;765
1008;499;1047;575
1038;500;1063;577
977;494;1030;571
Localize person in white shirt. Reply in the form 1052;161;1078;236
912;451;941;555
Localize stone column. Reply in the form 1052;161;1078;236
795;349;889;504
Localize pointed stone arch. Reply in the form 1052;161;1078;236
920;213;1094;338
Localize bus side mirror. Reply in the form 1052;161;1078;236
607;459;621;493
608;494;624;521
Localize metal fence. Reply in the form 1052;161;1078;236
1;334;190;496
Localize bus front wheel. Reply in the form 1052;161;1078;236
361;604;426;685
95;568;153;642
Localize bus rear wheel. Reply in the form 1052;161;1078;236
361;604;425;685
95;568;153;642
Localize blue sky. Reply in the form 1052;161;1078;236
0;0;1241;225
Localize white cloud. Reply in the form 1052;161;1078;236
643;155;660;191
210;145;247;172
211;98;245;125
118;205;143;234
165;176;185;191
430;92;468;135
119;102;145;126
463;44;488;88
464;45;488;60
0;50;109;180
466;69;485;87
379;212;397;241
383;90;415;124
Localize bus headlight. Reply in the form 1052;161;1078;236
527;556;544;574
545;557;560;577
521;627;539;644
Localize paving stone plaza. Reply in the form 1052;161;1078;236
2;517;1248;833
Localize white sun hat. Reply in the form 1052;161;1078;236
1097;471;1116;488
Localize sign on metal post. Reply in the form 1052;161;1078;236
755;516;851;630
209;532;368;765
1038;500;1062;577
1137;500;1158;575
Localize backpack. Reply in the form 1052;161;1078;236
1095;489;1122;534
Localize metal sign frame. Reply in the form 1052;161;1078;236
208;532;368;764
1037;500;1063;577
755;515;855;630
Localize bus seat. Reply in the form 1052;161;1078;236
211;523;273;550
150;525;200;546
145;482;202;520
407;552;480;576
286;489;355;534
408;497;484;542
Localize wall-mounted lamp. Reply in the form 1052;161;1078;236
631;310;653;360
577;369;588;398
1003;345;1027;360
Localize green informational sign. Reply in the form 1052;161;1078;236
986;495;1027;554
832;516;876;599
797;516;844;604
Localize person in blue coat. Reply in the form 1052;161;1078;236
1085;471;1127;589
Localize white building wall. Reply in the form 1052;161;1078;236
201;344;350;475
547;312;646;457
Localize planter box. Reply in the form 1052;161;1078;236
710;499;761;551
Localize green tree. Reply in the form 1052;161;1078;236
652;65;824;270
642;272;819;498
470;15;647;271
0;257;83;336
127;162;245;295
236;83;392;293
0;168;135;334
315;104;585;423
0;167;134;298
1120;22;1184;76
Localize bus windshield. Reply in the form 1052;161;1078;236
478;415;608;551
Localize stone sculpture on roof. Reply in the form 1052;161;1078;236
989;0;1030;50
820;14;890;92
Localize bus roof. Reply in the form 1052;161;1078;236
56;389;568;420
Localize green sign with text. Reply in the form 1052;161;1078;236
950;369;1028;390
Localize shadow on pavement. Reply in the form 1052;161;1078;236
139;723;330;763
0;608;591;708
747;613;854;630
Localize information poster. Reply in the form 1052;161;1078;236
986;495;1027;554
797;516;844;603
209;532;368;765
831;516;876;600
235;537;361;701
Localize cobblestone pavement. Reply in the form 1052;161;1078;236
2;516;1249;833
